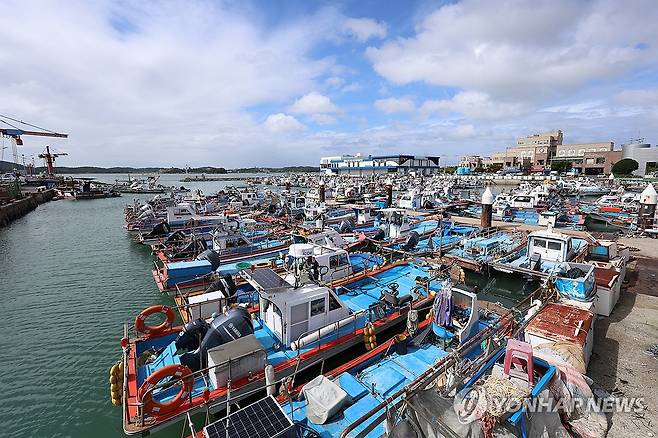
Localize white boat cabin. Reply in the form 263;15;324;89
379;208;411;239
354;206;379;224
526;226;577;263
397;189;422;209
294;229;348;249
243;268;350;348
283;243;353;285
240;191;259;206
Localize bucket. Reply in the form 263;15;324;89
394;334;408;355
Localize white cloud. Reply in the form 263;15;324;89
374;96;415;113
342;17;387;42
309;113;337;124
421;91;526;120
264;113;305;132
366;0;658;100
614;89;658;107
290;92;338;114
341;83;362;93
325;76;345;88
449;124;477;139
0;0;336;167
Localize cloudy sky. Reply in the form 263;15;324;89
2;0;658;167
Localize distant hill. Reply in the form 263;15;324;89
0;161;318;174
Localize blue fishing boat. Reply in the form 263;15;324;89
120;259;440;435
442;227;526;272
271;285;499;438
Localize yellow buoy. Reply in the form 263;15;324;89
109;364;118;377
118;362;124;373
111;397;121;406
110;375;118;385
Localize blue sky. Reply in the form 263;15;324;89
2;0;658;167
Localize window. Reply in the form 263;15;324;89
596;157;605;164
328;291;341;311
547;241;562;251
329;253;349;268
290;302;308;324
310;298;325;317
533;238;547;248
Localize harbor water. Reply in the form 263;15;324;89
0;174;527;437
0;174;248;438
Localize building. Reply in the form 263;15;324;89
320;154;441;176
621;141;658;176
476;130;563;170
577;150;622;174
459;155;483;170
551;142;619;175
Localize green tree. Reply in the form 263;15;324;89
612;158;639;176
551;160;571;173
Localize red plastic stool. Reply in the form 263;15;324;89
503;339;534;386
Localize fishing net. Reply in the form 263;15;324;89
477;374;529;417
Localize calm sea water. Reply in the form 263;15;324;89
0;174;254;438
0;173;527;437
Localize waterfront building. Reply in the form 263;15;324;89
552;142;620;175
621;140;658;176
459;155;483;170
319;154;440;175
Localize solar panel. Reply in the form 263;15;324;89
249;268;291;291
203;396;295;438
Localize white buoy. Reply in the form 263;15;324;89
265;365;276;396
639;183;657;230
640;183;657;205
481;186;494;228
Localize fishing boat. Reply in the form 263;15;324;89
184;282;503;438
492;225;590;276
172;240;385;324
118;259;440;435
443;227;527;272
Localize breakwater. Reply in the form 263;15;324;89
0;189;56;227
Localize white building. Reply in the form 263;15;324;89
320;154;440;176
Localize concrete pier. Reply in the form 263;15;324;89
0;189;56;227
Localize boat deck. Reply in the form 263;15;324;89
285;342;450;438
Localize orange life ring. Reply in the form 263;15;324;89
138;364;194;417
135;305;175;337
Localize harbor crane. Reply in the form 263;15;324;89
0;114;68;172
39;146;68;176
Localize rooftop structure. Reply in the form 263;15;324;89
621;140;658;176
320;154;440;176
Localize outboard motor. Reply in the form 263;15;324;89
338;220;353;233
148;222;171;237
267;204;277;214
205;273;237;297
179;307;254;372
165;230;186;244
294;212;305;221
401;231;420;251
196;249;221;271
372;228;385;241
175;319;210;352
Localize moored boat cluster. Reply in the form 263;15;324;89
112;173;657;438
